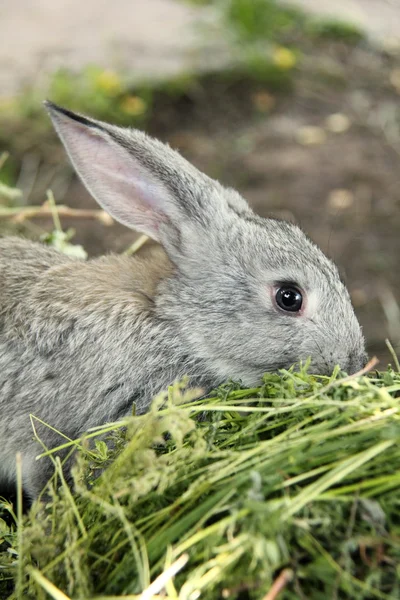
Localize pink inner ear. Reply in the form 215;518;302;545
52;117;173;240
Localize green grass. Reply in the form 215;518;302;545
306;19;365;44
0;66;153;130
220;0;304;43
188;0;364;45
188;0;364;87
1;365;400;599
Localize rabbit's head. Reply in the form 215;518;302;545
45;102;367;384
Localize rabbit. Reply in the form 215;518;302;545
0;101;367;501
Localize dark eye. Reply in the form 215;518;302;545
275;286;303;313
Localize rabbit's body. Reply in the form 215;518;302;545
0;239;215;496
0;103;367;500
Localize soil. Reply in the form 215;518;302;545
1;0;399;98
0;0;215;96
2;38;400;368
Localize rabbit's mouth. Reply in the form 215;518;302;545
341;352;369;375
307;350;369;377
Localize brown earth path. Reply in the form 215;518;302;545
1;0;400;97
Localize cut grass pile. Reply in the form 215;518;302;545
1;365;400;599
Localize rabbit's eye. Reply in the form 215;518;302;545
275;286;303;313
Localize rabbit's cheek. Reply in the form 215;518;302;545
300;290;318;319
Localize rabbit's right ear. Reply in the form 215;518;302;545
45;101;220;245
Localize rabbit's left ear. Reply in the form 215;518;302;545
45;101;223;244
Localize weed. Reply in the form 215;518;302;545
307;19;365;44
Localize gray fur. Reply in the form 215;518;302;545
0;102;367;500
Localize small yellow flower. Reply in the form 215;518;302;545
272;47;297;70
95;70;122;96
120;95;147;116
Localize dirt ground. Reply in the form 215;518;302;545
6;37;395;369
0;0;217;96
1;0;400;98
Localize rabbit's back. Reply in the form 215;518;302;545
0;237;173;333
0;237;73;318
0;238;179;497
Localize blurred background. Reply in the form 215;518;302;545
0;0;399;367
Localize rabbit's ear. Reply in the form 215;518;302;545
44;101;216;243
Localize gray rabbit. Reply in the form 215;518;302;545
0;102;367;501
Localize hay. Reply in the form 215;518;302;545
1;365;400;599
